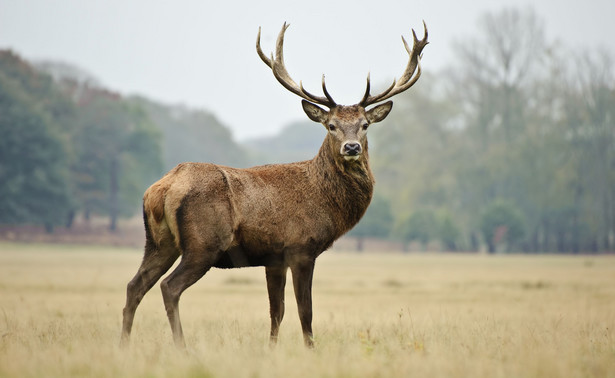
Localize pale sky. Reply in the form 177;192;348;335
1;0;614;140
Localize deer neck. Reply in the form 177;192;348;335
310;135;374;234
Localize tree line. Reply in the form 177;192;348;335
1;7;613;253
358;8;614;253
0;51;247;231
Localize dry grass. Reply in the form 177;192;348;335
0;242;614;377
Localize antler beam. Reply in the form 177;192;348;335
360;21;429;107
257;23;337;108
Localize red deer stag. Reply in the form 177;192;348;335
121;22;428;348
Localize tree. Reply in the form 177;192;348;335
370;72;461;230
371;7;615;253
438;212;461;251
396;209;438;251
448;8;556;252
451;7;547;144
132;98;249;171
0;51;73;229
348;194;393;251
560;50;615;252
480;201;526;253
68;85;162;230
245;120;325;165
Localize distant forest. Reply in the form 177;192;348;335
0;50;249;232
1;7;613;253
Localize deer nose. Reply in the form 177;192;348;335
343;142;362;156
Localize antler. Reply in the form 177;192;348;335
257;23;337;108
360;21;429;107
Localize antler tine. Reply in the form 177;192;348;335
360;21;429;107
321;75;336;105
257;23;336;108
256;27;272;68
360;73;396;105
360;73;371;104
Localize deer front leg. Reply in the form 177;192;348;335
265;265;288;346
290;258;315;348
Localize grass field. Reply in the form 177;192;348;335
0;242;614;377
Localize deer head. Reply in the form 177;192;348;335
256;22;429;163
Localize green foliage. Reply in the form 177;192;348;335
349;194;394;241
371;7;615;253
438;212;461;251
0;51;163;230
394;209;461;251
396;209;438;249
1;6;614;252
0;52;72;227
480;201;526;253
68;87;162;229
0;50;250;231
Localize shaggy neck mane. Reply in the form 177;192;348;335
309;134;375;236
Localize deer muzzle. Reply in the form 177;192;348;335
342;142;362;161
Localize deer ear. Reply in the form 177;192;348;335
366;101;393;124
302;100;328;124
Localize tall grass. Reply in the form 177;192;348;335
1;242;614;377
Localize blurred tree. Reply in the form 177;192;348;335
245;120;325;165
438;211;461;251
132;98;249;171
370;72;461;227
446;8;554;251
480;201;526;253
348;194;393;251
3;5;614;252
451;7;547;144
559;49;615;252
379;8;614;253
0;52;72;229
68;86;162;230
395;209;438;251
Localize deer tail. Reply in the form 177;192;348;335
143;179;170;247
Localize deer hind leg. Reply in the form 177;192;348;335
160;249;219;348
290;257;315;348
160;186;234;348
266;265;288;346
121;236;180;347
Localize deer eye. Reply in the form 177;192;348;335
362;123;369;130
328;124;336;131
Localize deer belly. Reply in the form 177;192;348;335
213;245;282;269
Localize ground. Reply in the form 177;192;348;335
0;242;614;377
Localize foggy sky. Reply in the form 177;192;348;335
1;0;614;140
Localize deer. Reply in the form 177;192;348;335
120;22;428;349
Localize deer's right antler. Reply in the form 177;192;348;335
360;21;429;107
257;23;337;108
